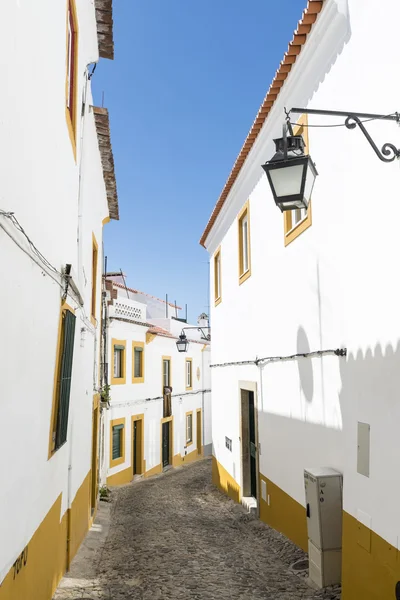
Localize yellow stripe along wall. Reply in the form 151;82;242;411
0;471;91;600
106;447;204;487
212;456;400;600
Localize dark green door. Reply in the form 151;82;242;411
162;422;170;468
249;391;257;498
133;420;138;475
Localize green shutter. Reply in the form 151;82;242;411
55;310;76;449
134;348;142;378
112;425;123;459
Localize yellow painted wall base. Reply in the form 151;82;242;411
342;511;400;600
259;473;308;552
107;462;164;485
106;465;132;487
212;455;241;503
173;448;203;467
144;464;162;478
0;495;67;600
0;471;91;600
68;471;91;564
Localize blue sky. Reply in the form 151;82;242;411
93;1;306;323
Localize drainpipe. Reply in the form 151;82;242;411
77;59;98;294
77;70;89;292
201;347;205;451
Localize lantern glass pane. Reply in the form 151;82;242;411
269;164;304;198
177;339;188;352
303;161;317;205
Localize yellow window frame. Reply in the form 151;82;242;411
91;233;98;326
283;114;312;246
162;356;172;392
48;302;75;459
238;200;251;285
186;411;193;446
132;341;145;383
110;417;125;468
185;358;193;391
214;246;222;306
111;339;126;385
65;0;79;161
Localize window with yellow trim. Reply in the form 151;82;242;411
162;357;171;390
238;201;251;284
283;114;312;246
214;248;222;306
111;339;126;385
132;342;144;383
186;412;193;445
49;304;76;456
185;358;192;390
91;234;98;323
110;418;125;468
66;0;78;150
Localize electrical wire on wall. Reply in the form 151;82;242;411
111;388;212;410
210;348;347;369
0;209;96;335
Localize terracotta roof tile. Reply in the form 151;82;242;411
111;281;183;310
199;0;325;248
148;325;174;338
93;107;119;220
94;0;114;60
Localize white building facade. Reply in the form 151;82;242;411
0;2;118;599
201;1;400;598
101;278;211;487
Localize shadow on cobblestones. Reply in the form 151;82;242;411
55;458;341;600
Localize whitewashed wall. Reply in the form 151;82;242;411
0;0;108;583
206;0;400;550
104;317;211;479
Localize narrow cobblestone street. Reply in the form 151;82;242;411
55;458;341;600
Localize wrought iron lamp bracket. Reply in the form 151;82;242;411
180;326;211;342
290;108;400;163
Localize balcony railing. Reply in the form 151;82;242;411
109;297;146;322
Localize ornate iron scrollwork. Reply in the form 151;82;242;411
345;115;400;163
289;107;400;164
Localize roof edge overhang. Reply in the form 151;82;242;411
93;107;119;221
199;0;324;248
95;0;115;60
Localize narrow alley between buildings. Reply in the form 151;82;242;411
54;459;340;600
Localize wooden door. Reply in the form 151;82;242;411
162;421;170;467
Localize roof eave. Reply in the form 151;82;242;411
95;0;115;60
93;107;119;221
199;0;324;248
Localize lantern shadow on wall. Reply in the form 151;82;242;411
297;326;314;404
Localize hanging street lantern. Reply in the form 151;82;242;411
176;333;189;353
261;130;318;212
175;326;211;353
262;107;400;213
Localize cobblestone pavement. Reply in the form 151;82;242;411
54;458;341;600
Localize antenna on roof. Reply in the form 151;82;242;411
166;294;168;318
174;301;178;319
120;268;129;299
185;303;188;323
